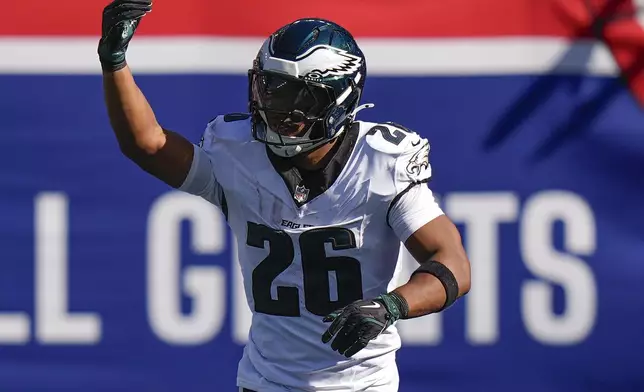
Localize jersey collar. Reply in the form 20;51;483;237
267;122;359;207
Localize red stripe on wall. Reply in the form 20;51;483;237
0;0;601;37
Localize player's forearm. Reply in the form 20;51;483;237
103;67;166;154
394;255;470;318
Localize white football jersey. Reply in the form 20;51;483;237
179;115;444;392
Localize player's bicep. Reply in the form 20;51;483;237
390;185;471;296
388;183;444;244
120;129;195;188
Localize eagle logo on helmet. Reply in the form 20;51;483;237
295;45;363;79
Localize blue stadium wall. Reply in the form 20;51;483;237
0;73;643;391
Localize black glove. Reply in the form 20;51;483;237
98;0;152;72
321;292;409;358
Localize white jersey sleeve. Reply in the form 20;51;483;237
387;134;444;242
177;124;225;208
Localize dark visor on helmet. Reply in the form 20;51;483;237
249;70;336;139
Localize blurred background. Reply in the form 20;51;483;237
1;0;644;391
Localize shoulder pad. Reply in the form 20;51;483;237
369;121;431;185
363;122;425;156
360;121;431;185
198;114;252;151
396;138;431;184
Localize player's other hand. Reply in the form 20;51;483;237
98;0;152;72
321;293;408;358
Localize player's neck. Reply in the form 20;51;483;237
293;138;339;171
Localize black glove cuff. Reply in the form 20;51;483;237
377;291;410;320
101;60;127;73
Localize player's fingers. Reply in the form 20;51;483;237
340;322;371;357
337;322;365;356
330;321;358;353
106;5;152;19
118;3;152;12
107;0;152;7
322;310;340;323
104;0;148;12
105;2;152;16
108;11;147;23
321;328;334;344
343;338;368;358
321;314;346;343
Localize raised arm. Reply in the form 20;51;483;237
98;0;194;188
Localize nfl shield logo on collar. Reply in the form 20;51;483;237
293;184;310;203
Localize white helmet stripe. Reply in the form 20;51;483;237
336;86;352;105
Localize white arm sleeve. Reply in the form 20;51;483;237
388;183;444;243
178;144;224;208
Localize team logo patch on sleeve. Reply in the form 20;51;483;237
406;142;430;179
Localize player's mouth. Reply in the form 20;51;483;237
276;121;307;137
269;111;310;137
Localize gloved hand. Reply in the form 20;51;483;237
321;292;409;358
98;0;152;72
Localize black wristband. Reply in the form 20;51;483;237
411;260;459;312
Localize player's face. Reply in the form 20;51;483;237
251;71;334;138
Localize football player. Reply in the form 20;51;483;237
99;1;471;391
